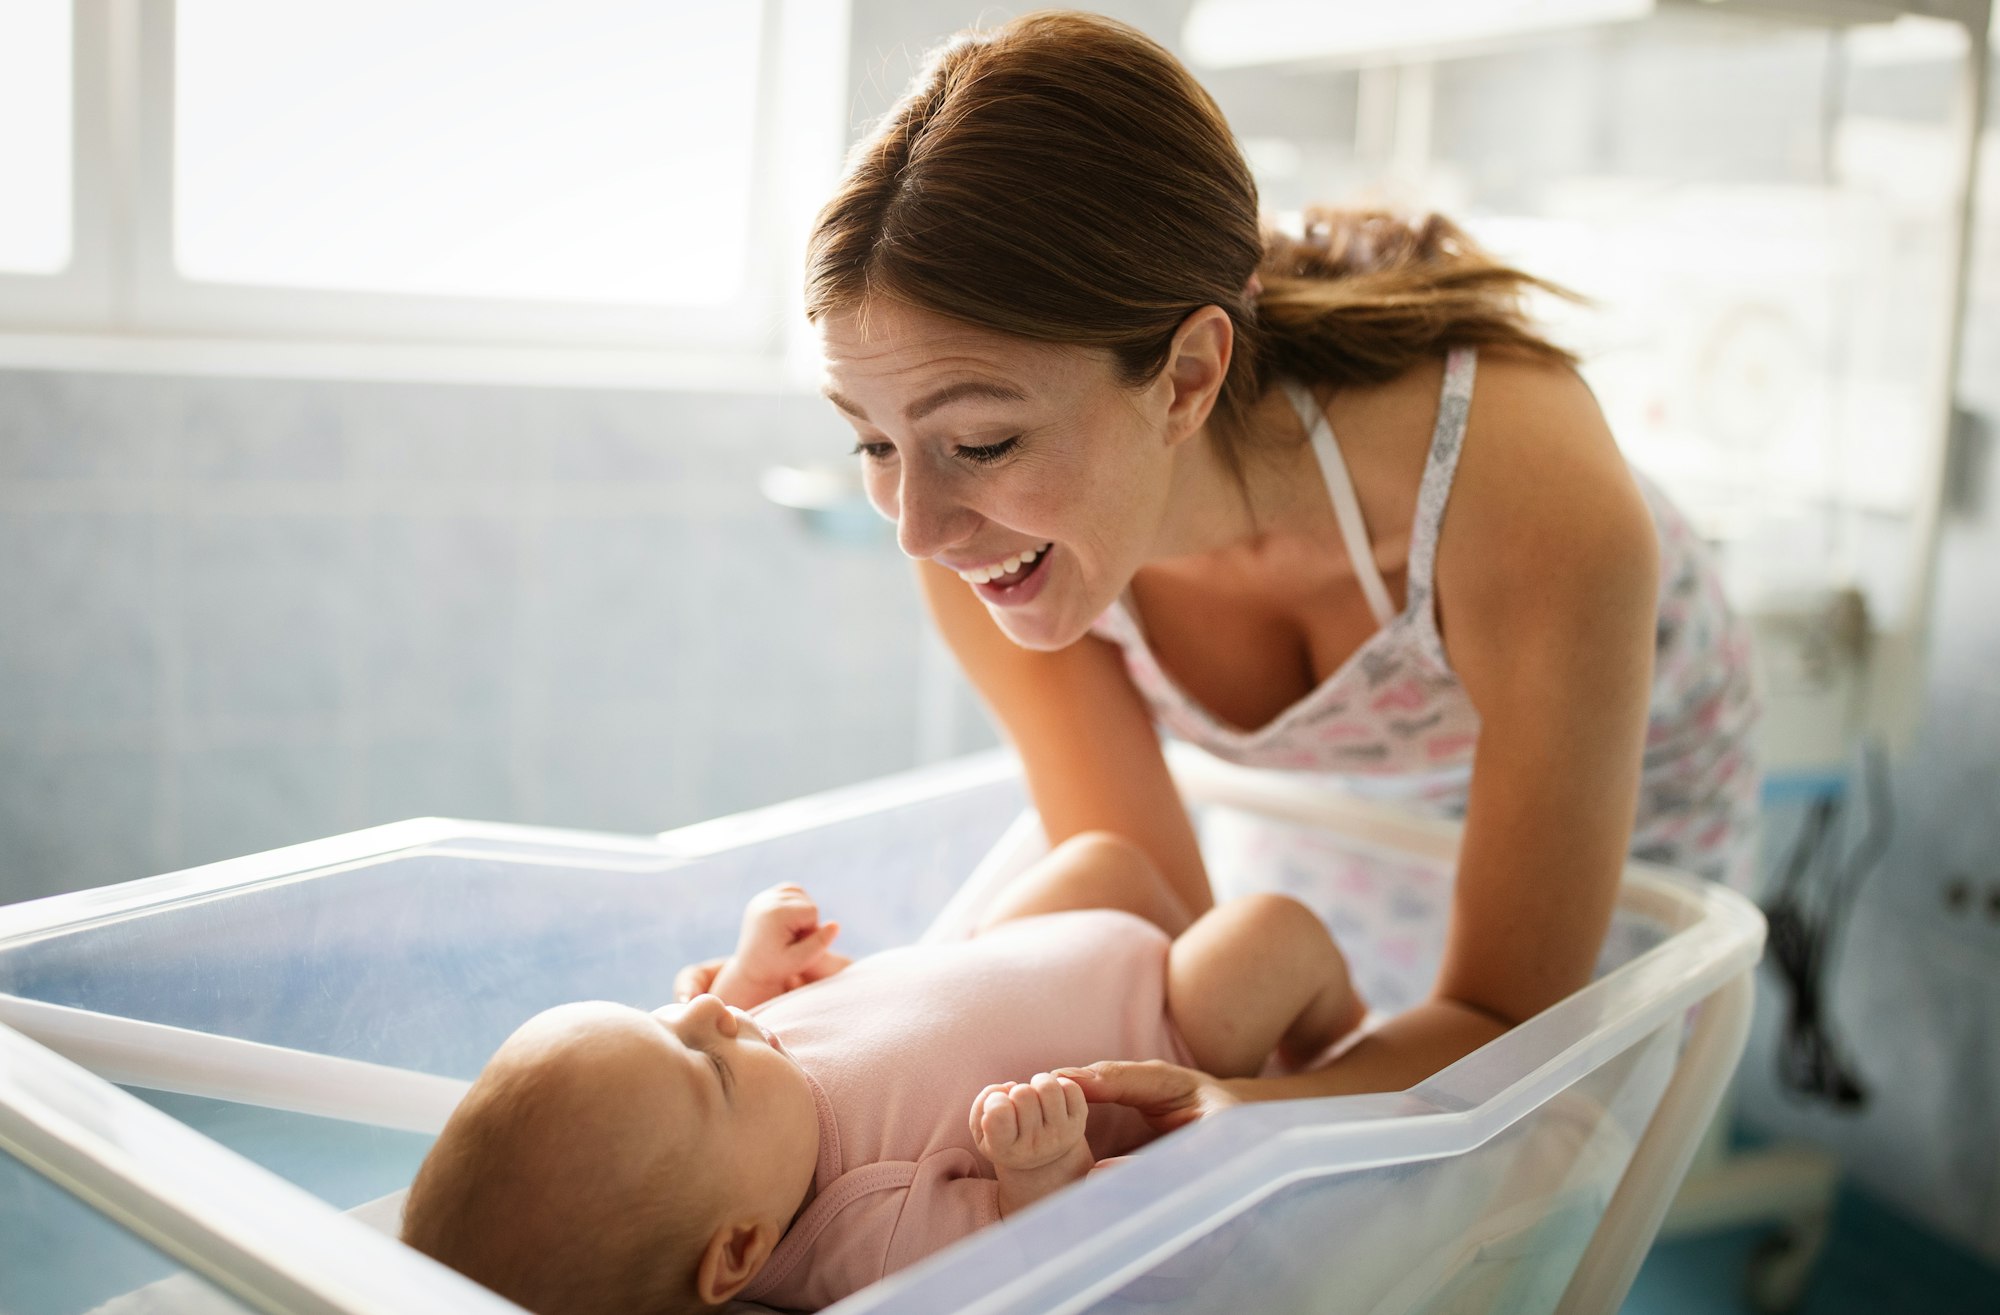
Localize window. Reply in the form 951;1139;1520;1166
0;0;848;357
173;2;759;306
0;0;72;276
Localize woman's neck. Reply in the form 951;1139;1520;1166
1147;384;1325;568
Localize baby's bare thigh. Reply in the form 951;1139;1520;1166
975;831;1194;937
1167;893;1340;1078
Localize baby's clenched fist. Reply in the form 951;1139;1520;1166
969;1072;1088;1172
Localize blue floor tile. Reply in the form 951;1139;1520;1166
1623;1185;2000;1314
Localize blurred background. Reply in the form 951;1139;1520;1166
1;1;1996;1309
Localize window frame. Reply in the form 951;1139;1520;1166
0;0;843;361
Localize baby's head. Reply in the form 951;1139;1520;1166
402;994;819;1315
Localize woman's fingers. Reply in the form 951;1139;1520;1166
1052;1059;1231;1132
1054;1059;1188;1108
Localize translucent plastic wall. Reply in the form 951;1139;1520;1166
0;753;1761;1315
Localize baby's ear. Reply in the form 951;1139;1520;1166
694;1219;779;1306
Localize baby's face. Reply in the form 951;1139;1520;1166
646;993;820;1212
495;994;819;1229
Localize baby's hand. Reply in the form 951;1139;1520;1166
969;1073;1089;1173
728;883;849;996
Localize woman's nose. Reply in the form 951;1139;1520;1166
891;462;979;561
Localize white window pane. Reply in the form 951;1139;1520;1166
174;1;762;306
0;0;73;276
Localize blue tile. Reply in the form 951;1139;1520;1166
1625;1185;2000;1314
175;378;351;482
0;510;160;743
361;735;515;825
174;741;349;871
541;391;778;486
528;729;692;835
675;503;920;711
359;515;519;727
0;745;159;903
532;513;695;712
350;381;531;483
0;370;170;480
180;515;360;721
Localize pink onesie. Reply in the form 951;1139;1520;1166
736;909;1196;1310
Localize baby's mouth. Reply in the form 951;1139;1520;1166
957;543;1052;591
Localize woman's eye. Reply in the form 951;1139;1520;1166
956;437;1020;465
851;440;895;462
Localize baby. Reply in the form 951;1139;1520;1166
400;832;1365;1314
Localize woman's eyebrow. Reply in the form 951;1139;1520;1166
823;380;1029;424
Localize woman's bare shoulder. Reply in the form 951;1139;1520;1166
1439;351;1659;676
1451;350;1648;553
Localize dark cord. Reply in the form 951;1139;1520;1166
1760;742;1886;1109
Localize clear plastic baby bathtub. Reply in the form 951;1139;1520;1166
0;747;1763;1315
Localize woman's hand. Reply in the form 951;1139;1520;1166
1054;1059;1240;1134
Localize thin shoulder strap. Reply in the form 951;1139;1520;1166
1283;381;1397;627
1404;347;1478;662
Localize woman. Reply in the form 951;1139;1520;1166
808;12;1758;1118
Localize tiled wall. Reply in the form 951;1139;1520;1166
0;369;994;902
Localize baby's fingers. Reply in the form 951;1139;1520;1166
1008;1082;1046;1140
1030;1071;1081;1134
969;1083;1010;1143
673;958;724;1003
795;920;841;954
778;922;841;972
981;1088;1020;1146
792;949;852;991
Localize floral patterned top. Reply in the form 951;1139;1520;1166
1088;347;1762;890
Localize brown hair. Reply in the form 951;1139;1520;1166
400;1057;720;1315
807;10;1578;466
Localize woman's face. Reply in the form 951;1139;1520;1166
818;298;1180;651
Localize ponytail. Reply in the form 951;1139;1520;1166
808;13;1582;471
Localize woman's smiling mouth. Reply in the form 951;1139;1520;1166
954;543;1052;585
955;543;1055;607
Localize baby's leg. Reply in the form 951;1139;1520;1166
975;832;1194;938
1167;894;1366;1079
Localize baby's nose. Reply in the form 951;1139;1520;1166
685;993;738;1037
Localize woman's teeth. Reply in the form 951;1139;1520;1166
958;544;1050;585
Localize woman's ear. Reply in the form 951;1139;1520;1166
1160;305;1234;447
694;1219;780;1306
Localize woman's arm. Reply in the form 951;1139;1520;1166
1252;357;1660;1097
1078;359;1657;1111
918;559;1215;917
